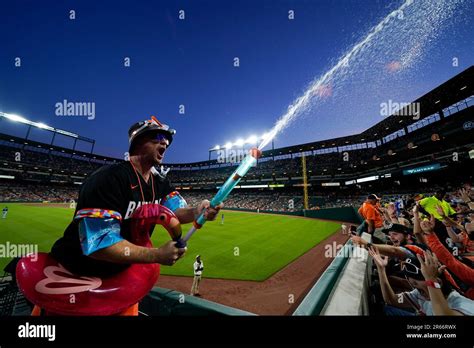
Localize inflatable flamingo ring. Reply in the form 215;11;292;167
16;202;185;316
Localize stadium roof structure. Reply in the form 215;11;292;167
0;111;96;151
360;65;473;140
0;132;119;164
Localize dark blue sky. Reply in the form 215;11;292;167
1;0;473;163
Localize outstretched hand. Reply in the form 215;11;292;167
368;246;388;269
351;235;367;247
459;188;471;203
420;215;436;235
435;204;446;218
417;250;446;281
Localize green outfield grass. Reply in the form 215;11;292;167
0;204;341;281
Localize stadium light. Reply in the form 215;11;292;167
0;111;76;137
210;130;274;161
2;113;28;123
234;138;245;147
36;122;54;131
212;131;270;151
55;129;79;138
246;135;258;144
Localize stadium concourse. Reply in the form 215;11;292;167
0;66;473;315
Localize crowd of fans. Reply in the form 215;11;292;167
0;183;78;203
0;182;357;212
0;143;112;181
350;184;474;316
1;139;435;184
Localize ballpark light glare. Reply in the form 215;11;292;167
234;139;245;147
0;111;78;137
246;135;258;144
214;131;269;150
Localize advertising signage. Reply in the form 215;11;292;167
403;163;441;175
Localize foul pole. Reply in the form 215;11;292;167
301;155;309;210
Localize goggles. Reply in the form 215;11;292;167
395;260;421;276
153;133;170;145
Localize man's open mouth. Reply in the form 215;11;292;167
157;147;166;158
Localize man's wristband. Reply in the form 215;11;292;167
425;280;441;289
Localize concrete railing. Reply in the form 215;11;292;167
293;232;372;316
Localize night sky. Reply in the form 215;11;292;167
0;0;473;163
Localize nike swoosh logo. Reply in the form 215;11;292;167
131;184;139;190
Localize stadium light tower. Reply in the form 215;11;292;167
0;111;96;154
208;132;274;161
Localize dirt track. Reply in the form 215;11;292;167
157;230;350;315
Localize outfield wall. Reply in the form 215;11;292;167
141;288;255;315
3;203;363;225
223;207;302;216
224;206;363;224
302;207;363;224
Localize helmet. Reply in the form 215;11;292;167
128;116;176;149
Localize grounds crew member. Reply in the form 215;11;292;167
51;116;221;300
191;255;204;296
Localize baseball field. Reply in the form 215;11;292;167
0;203;341;281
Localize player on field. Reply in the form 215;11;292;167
2;206;8;219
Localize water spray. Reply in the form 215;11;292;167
181;0;466;245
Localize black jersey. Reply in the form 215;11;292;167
51;161;174;277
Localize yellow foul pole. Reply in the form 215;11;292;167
301;155;309;210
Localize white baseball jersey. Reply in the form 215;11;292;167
194;261;204;276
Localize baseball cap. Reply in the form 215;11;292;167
382;223;413;235
128;116;176;149
367;194;381;200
